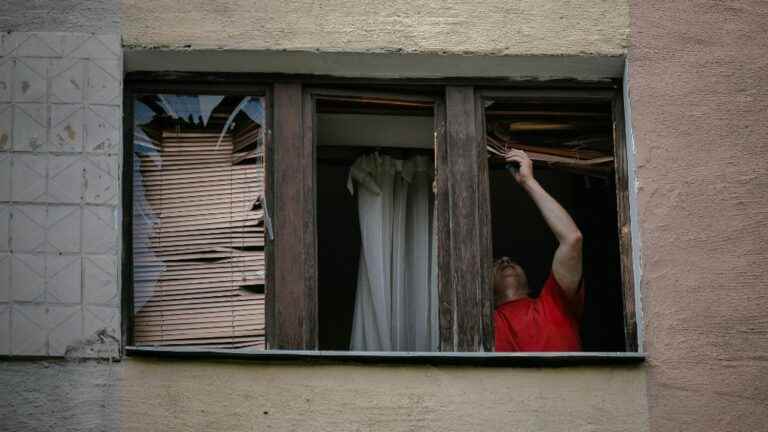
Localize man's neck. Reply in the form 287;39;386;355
495;289;528;307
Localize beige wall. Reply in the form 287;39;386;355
122;0;629;56
629;0;768;430
121;358;648;432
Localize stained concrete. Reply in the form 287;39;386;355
122;0;629;56
0;0;119;33
0;360;122;432
629;0;768;430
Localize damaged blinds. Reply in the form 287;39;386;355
132;94;267;348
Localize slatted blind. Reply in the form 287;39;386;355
133;111;266;348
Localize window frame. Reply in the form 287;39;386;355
474;87;639;352
123;75;641;357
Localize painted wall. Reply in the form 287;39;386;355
122;0;629;56
628;1;768;430
0;358;650;432
121;0;629;80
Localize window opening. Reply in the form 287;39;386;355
485;99;626;351
315;95;439;351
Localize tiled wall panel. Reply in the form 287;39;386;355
0;32;121;357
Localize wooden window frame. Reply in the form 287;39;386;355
474;87;639;352
123;74;640;355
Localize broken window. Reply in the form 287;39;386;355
126;82;638;354
130;93;268;348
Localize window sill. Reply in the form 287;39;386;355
126;346;645;367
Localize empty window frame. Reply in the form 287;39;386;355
269;85;495;353
126;86;270;348
478;88;638;352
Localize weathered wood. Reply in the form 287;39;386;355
442;86;491;352
302;89;319;348
475;91;495;352
269;82;318;349
435;97;454;351
611;90;639;352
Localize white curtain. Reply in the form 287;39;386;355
347;153;438;351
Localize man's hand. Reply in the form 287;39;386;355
504;149;534;185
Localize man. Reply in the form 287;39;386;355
494;149;584;352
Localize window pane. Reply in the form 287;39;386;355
132;94;267;348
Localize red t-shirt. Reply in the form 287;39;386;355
494;273;584;352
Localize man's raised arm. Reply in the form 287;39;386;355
504;149;583;298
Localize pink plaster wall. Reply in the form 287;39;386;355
629;1;768;430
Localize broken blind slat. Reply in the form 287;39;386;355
132;95;266;348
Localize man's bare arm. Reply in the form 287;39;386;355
504;149;583;298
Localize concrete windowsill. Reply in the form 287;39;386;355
126;346;645;367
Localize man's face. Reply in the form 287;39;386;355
493;258;529;298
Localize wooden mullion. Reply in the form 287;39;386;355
302;89;319;348
611;89;638;352
475;92;495;352
270;82;318;349
435;97;454;351
442;86;491;352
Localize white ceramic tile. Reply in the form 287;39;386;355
94;35;121;58
0;33;30;57
12;103;47;152
0;304;10;354
13;58;47;103
11;253;45;302
70;36;119;60
82;206;116;254
15;33;59;57
84;255;117;305
58;34;92;58
11;154;47;202
48;304;83;356
49;104;84;152
0;253;10;301
83;156;117;204
49;59;85;104
48;155;83;203
10;204;46;252
84;305;120;341
0;206;8;251
46;255;81;303
0;104;11;151
0;60;12;102
35;33;70;57
0;154;10;201
11;304;48;355
84;105;120;153
86;60;120;105
46;205;81;253
11;153;47;202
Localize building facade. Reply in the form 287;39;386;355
1;1;767;431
